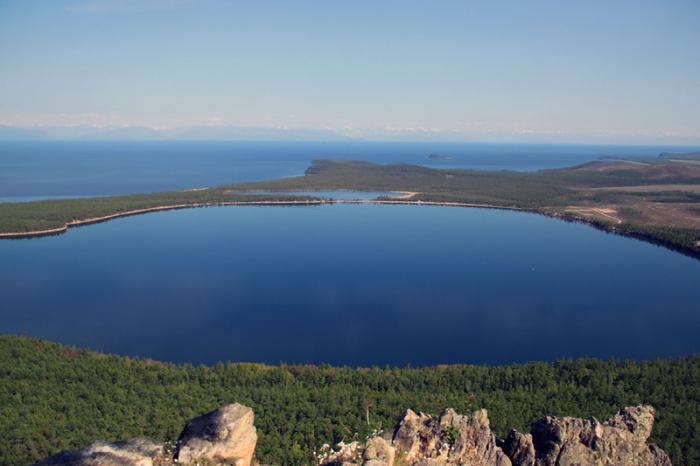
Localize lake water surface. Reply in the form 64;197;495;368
1;203;698;366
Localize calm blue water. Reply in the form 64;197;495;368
1;140;696;200
1;204;698;366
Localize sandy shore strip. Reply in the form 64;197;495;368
0;197;519;238
0;200;326;238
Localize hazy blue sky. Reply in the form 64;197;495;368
1;0;699;143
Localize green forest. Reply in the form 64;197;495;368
0;191;314;234
1;335;699;465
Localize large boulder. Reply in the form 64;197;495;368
531;405;672;466
176;403;258;466
34;437;164;466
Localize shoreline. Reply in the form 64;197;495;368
1;198;699;259
0;200;327;239
0;198;519;239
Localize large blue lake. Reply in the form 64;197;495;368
1;204;698;366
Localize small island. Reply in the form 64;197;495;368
427;153;455;160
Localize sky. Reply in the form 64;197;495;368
0;0;699;144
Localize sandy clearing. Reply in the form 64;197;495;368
391;191;419;199
564;207;623;224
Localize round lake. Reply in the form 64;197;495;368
1;204;698;366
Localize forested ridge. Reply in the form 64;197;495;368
0;191;314;234
1;336;699;465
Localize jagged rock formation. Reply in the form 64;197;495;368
34;403;671;466
525;405;671;466
319;405;671;466
392;408;511;466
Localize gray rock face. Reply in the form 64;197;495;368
34;437;163;466
176;403;258;466
530;405;672;466
501;430;535;466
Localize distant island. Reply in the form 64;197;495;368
427;153;454;160
1;153;699;257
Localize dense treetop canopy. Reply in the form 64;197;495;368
1;336;699;465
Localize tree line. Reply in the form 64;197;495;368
1;335;698;465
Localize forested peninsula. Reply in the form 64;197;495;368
1;336;699;465
1;154;699;256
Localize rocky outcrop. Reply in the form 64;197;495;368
439;408;511;466
525;405;671;466
176;403;257;466
320;408;511;466
34;404;257;466
392;408;511;466
34;437;164;466
320;405;671;466
34;403;671;466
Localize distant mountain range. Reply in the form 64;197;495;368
0;125;50;140
2;124;700;145
0;125;349;141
